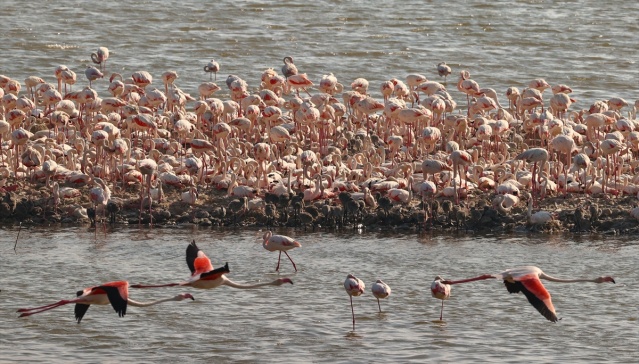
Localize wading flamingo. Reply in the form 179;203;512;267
344;274;365;330
431;276;451;321
17;280;194;323
131;241;293;290
371;279;391;312
441;266;615;322
262;230;302;272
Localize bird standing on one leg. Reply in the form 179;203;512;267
344;274;365;331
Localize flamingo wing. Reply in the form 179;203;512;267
504;277;558;322
94;285;128;318
186;240;200;274
199;262;230;281
74;289;91;323
186;241;214;275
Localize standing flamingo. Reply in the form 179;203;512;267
515;147;549;197
85;66;103;88
281;56;298;79
17;281;194;323
204;59;220;81
132;241;293;290
371;279;391;313
262;230;302;272
91;47;109;72
431;276;451;321
440;266;615;322
344;274;365;330
437;62;452;81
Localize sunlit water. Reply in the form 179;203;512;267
2;0;639;362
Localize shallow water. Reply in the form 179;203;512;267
1;226;637;363
2;0;639;362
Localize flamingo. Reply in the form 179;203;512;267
431;276;451;321
262;230;302;272
90;47;109;72
84;66;103;88
17;280;194;323
344;274;365;330
437;62;452;81
371;279;391;313
281;56;298;79
515;147;549;197
204;59;220;81
131;241;293;289
440;266;615;322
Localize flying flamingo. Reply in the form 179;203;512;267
131;241;293;290
262;230;302;272
431;276;451;321
371;279;391;313
17;280;194;323
344;274;365;330
440;266;615;322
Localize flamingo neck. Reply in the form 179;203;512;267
445;274;495;285
222;277;279;289
130;283;181;288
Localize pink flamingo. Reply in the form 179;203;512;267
440;266;615;322
17;280;194;323
431;276;451;320
262;230;302;272
91;47;109;72
371;279;391;313
131;241;293;290
204;59;220;81
344;274;365;330
515;147;548;197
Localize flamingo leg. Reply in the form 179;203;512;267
17;299;76;317
350;295;355;331
284;251;297;272
276;251;282;271
440;300;445;321
377;298;382;313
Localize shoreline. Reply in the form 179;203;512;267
2;180;637;236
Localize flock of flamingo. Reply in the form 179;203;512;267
1;46;625;326
17;232;297;323
1;47;639;232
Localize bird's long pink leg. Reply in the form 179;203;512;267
377;298;382;313
350;295;355;331
17;299;76;316
284;251;297;272
440;300;444;321
276;251;282;271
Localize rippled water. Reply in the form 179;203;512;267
2;0;639;362
2;1;638;105
1;226;637;363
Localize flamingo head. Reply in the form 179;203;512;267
278;278;294;285
178;293;195;301
595;276;615;284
